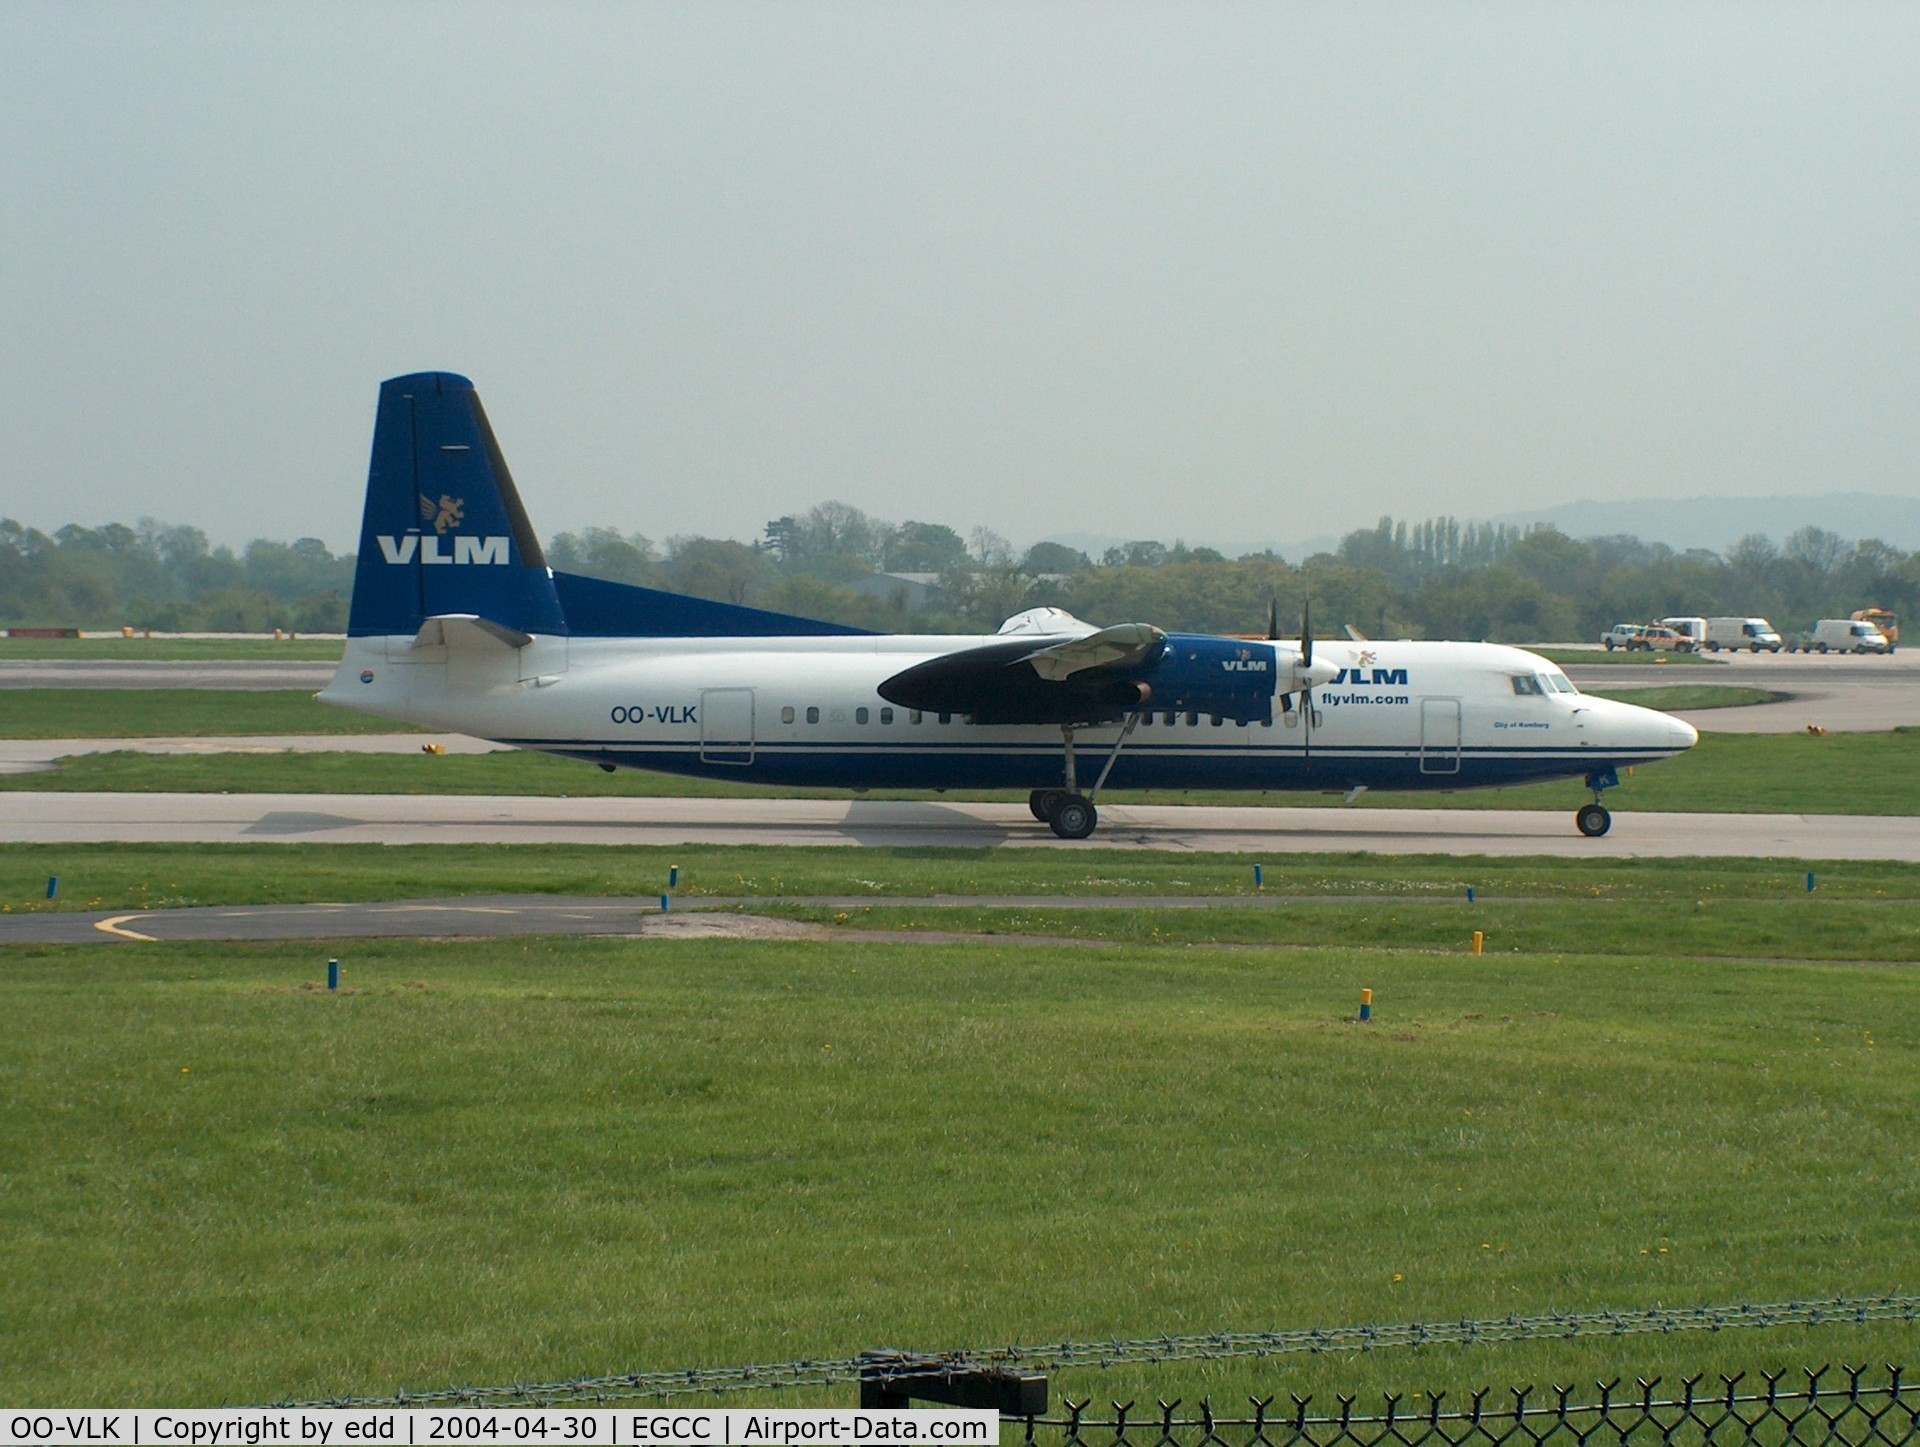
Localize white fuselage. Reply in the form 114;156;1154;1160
320;632;1697;796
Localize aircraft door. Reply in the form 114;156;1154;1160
1420;697;1461;775
700;688;755;765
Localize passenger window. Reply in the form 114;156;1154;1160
806;706;820;724
910;710;923;724
781;706;795;724
1210;715;1222;727
1186;712;1199;727
855;707;869;725
880;707;893;724
938;712;951;725
1163;711;1176;726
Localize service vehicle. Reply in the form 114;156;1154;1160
1702;617;1783;652
1601;623;1645;650
1636;624;1695;652
1795;619;1892;654
1852;608;1899;650
1659;616;1708;648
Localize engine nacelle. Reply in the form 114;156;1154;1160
1136;635;1277;723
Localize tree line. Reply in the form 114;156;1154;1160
4;504;1913;641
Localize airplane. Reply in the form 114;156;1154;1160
318;372;1698;839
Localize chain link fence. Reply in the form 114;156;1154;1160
1021;1364;1915;1447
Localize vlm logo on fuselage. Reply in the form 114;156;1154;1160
375;533;511;565
1331;667;1409;685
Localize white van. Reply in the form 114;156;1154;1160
1659;616;1707;648
1806;618;1891;654
1702;617;1783;652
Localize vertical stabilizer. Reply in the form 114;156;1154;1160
346;372;566;637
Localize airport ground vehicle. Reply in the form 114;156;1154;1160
1790;619;1893;654
1635;624;1695;652
1659;616;1708;649
1702;617;1783;652
1601;623;1645;650
1853;608;1899;649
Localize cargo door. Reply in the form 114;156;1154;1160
699;688;755;765
1420;697;1461;775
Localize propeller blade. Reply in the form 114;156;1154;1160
1299;591;1314;762
1267;596;1279;642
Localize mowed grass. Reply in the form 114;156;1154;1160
0;637;343;661
10;729;1920;816
1588;683;1782;710
1;935;1915;1407
7;842;1920;914
0;689;414;738
1532;647;1719;667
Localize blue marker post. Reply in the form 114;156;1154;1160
1467;886;1475;903
46;876;58;900
1254;864;1263;888
1359;988;1373;1023
669;864;680;890
660;893;671;913
1807;872;1816;893
327;959;339;992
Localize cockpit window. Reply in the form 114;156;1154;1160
1543;672;1577;695
1511;675;1545;696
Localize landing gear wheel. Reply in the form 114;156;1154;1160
1029;789;1065;821
1048;794;1098;839
1576;803;1611;838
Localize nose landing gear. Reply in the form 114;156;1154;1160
1577;768;1620;837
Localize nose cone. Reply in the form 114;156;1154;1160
1670;715;1699;750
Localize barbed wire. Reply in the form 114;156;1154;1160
273;1293;1920;1410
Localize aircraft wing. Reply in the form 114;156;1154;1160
879;624;1167;726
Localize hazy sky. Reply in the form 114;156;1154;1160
4;2;1918;555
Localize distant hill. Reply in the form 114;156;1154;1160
1484;493;1920;553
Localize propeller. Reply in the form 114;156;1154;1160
1299;594;1315;763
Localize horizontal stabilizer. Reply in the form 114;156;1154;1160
412;614;533;651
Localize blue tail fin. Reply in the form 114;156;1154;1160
346;372;566;637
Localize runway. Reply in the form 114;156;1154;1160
6;790;1915;860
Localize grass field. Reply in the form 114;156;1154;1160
1531;647;1718;667
2;930;1914;1406
1587;683;1782;709
9;728;1918;816
1;689;420;738
0;637;344;661
7;840;1919;914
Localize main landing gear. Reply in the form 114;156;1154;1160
1033;718;1140;839
1577;768;1619;837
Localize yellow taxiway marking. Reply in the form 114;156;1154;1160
95;915;158;942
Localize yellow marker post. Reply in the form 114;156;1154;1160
1359;988;1373;1023
1472;931;1484;956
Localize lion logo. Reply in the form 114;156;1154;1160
417;493;465;535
